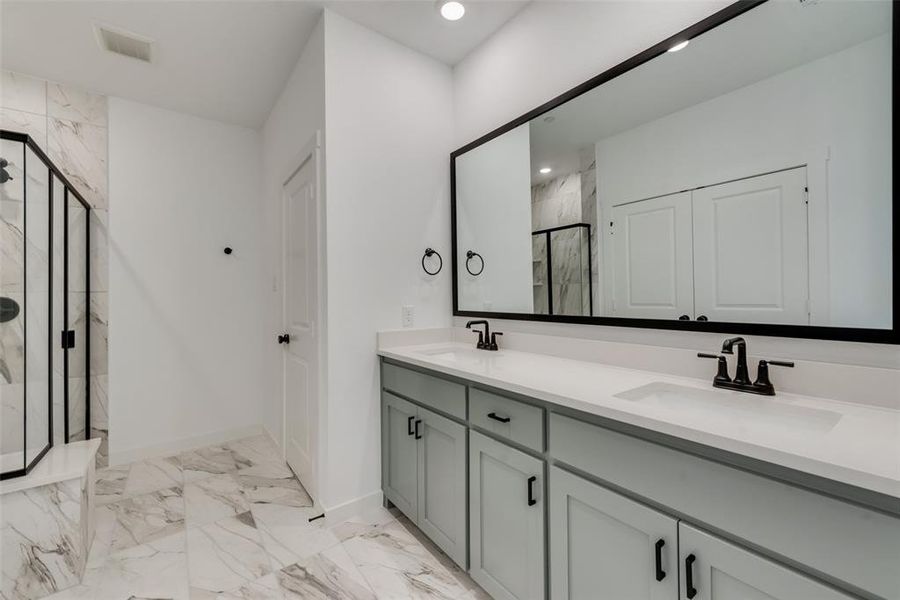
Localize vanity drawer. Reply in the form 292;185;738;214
549;413;900;598
381;363;466;420
470;388;544;452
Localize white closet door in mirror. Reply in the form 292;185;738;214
692;168;809;325
611;191;694;320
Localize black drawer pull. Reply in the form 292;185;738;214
685;554;697;598
527;475;537;506
407;416;415;436
487;412;511;423
654;539;666;581
414;419;422;440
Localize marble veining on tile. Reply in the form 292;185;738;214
277;544;376;600
47;84;107;128
122;455;182;497
251;503;339;568
180;445;250;482
341;519;468;599
0;480;84;600
15;435;491;600
187;511;273;595
184;473;250;527
92;531;188;600
109;486;185;552
47;118;107;210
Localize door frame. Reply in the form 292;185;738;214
279;130;326;501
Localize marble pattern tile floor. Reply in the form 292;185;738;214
38;434;488;600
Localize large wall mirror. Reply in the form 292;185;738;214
451;0;896;343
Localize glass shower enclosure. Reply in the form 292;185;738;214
532;223;593;317
1;129;91;479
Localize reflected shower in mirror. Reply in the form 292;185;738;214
453;0;893;335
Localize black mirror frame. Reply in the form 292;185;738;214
450;0;899;345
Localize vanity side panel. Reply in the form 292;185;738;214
549;413;900;599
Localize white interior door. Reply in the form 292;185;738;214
282;146;319;499
692;168;809;324
611;191;694;319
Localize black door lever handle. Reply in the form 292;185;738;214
277;333;291;344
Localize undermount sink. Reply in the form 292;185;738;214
615;382;841;434
416;346;489;366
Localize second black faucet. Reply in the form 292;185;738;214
466;320;503;351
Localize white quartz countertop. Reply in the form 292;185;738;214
0;439;100;495
378;342;900;500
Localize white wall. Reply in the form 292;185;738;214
321;10;454;510
456;123;534;312
107;98;268;460
595;35;892;328
260;18;326;458
452;1;899;367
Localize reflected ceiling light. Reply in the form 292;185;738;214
440;1;465;21
668;40;690;53
539;167;552;174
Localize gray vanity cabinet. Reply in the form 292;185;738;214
382;392;419;519
678;524;854;600
416;405;467;568
381;391;467;567
469;431;545;600
549;466;678;600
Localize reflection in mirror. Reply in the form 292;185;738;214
454;0;893;332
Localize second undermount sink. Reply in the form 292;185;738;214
615;382;841;434
416;346;490;366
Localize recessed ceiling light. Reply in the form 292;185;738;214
668;40;690;53
539;167;552;174
440;1;465;21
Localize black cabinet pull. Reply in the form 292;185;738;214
678;314;690;320
654;539;666;581
487;412;511;423
696;315;708;322
414;419;422;440
685;554;697;598
407;416;415;436
527;475;537;506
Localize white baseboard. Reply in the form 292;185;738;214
320;490;384;526
108;424;265;466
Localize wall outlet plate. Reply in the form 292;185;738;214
401;305;415;328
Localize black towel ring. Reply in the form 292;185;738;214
466;250;484;276
422;248;442;276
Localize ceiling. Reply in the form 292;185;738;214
528;0;892;183
0;0;529;128
325;1;528;65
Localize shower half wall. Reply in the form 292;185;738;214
1;130;91;479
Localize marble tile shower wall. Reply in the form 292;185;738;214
531;172;594;316
0;71;109;467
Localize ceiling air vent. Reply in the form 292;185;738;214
95;25;154;63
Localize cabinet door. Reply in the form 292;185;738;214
611;191;694;320
692;168;809;325
417;406;467;569
549;467;678;600
381;392;418;520
679;524;854;600
469;431;545;600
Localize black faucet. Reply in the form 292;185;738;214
721;337;751;385
466;320;502;351
698;337;794;395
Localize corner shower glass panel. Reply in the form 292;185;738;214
1;131;91;479
532;224;592;316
